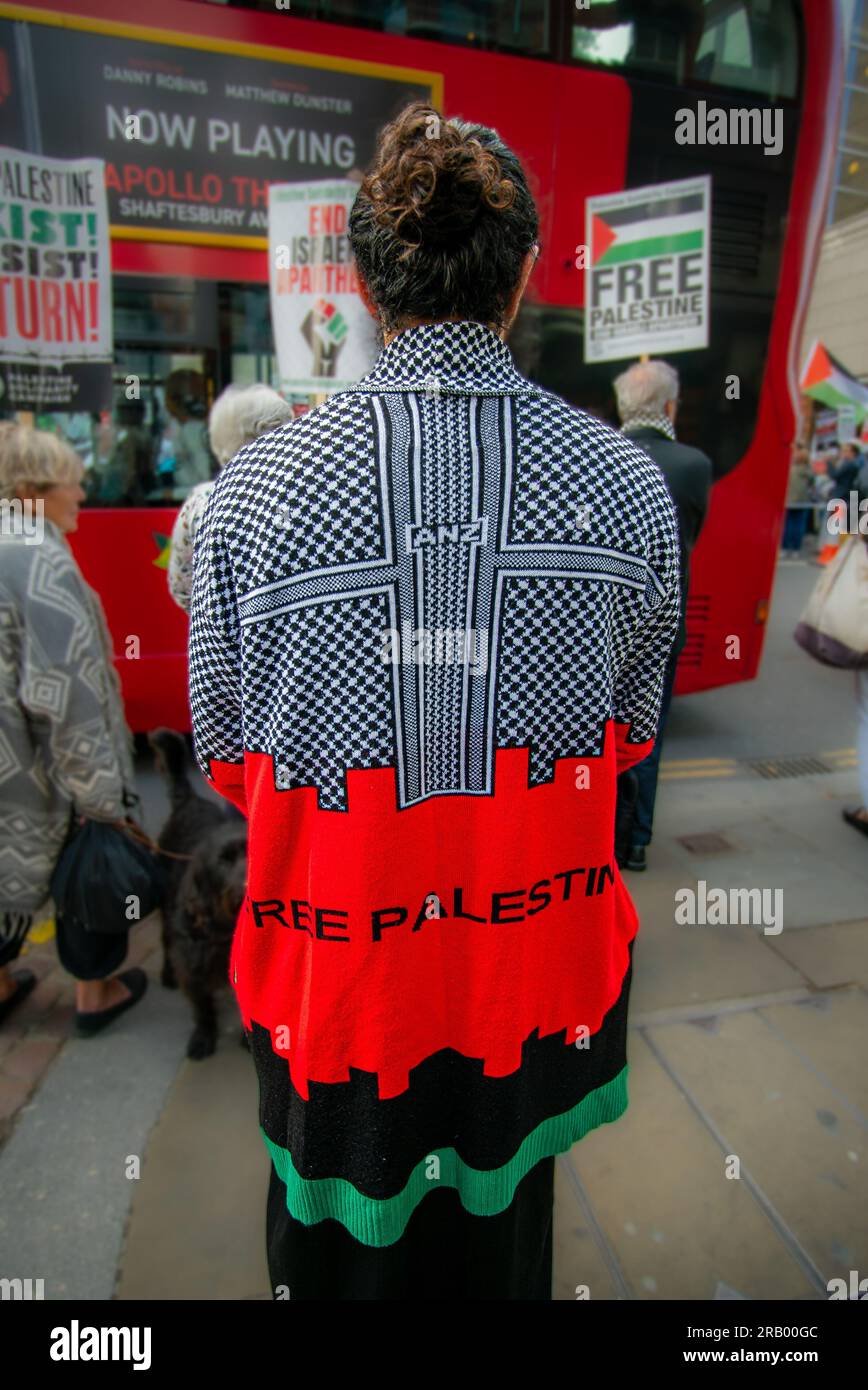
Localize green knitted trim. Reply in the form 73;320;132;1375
263;1065;628;1249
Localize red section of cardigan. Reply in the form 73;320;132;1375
210;722;651;1101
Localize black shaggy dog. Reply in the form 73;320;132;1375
149;728;248;1059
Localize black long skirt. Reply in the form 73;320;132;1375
266;1154;555;1301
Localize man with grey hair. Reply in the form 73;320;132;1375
613;359;713;871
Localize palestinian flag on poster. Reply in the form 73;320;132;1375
590;188;706;268
315;298;348;346
801;340;868;423
584;175;710;364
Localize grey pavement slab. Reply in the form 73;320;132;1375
0;964;190;1300
757;990;868;1118
555;1027;823;1301
628;901;807;1019
553;1157;624;1301
770;921;868;989
646;1006;868;1287
116;1007;269;1302
633;767;868;932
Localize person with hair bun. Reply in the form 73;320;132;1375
189;103;681;1300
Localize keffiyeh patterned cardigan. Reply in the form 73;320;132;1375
188;320;680;1247
0;518;136;916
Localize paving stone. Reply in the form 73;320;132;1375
42;967;74;994
14;948;55;978
768;918;868;990
560;1031;821;1300
37;1004;77;1041
0;978;192;1299
2;1035;63;1086
554;1157;623;1301
115;1002;267;1302
0;1030;24;1062
12;978;63;1026
0;1072;35;1122
645;1007;868;1285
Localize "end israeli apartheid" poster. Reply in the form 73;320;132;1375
0;146;113;411
269;179;379;395
584;175;711;364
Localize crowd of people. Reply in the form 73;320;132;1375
782;439;868;558
60;368;217;509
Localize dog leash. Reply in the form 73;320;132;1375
110;817;195;863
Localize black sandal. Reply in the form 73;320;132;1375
0;969;37;1026
74;968;148;1038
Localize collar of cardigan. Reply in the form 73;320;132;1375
347;319;538;397
40;516;72;551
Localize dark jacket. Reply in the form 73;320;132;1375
831;454;863;502
623;425;713;658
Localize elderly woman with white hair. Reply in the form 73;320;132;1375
168;383;294;613
0;423;148;1033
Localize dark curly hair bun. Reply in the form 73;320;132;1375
350;102;538;332
364;103;516;255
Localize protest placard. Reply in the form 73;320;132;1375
269;178;379;395
0;146;112;410
585;175;711;364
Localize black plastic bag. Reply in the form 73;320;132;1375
50;816;167;936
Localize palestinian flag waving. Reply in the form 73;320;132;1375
801;340;868;423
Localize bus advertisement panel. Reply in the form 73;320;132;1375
0;12;438;247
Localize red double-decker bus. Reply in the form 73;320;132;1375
0;0;843;730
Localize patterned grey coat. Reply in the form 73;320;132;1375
0;517;137;915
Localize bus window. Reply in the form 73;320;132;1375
218;284;280;392
76;277;221;507
35;279;218;507
37;354;217;510
235;0;555;58
571;0;800;102
510;298;763;482
35;278;292;507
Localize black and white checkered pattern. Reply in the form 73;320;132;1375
354;318;535;397
188;321;680;810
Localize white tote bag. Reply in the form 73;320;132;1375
794;536;868;669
